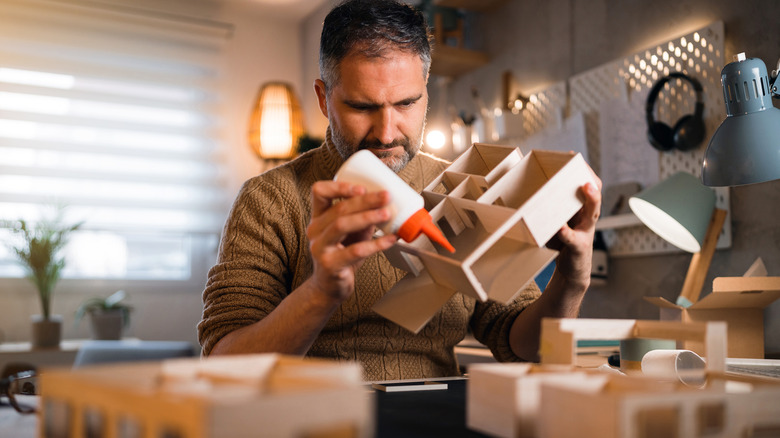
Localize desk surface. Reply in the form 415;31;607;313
1;377;485;438
0;406;36;437
4;361;780;438
375;377;486;438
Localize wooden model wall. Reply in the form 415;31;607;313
468;317;780;438
39;354;373;438
374;144;598;333
538;372;780;438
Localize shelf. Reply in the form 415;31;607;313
433;0;508;12
430;44;489;77
595;213;643;230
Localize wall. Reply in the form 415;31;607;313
216;2;306;195
0;0;303;348
297;0;780;354
442;0;780;354
4;0;776;356
300;0;342;138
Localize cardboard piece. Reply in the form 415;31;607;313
374;143;598;333
648;258;780;359
646;276;780;358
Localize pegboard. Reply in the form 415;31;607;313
568;21;731;257
519;82;568;139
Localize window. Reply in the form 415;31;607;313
636;406;679;438
0;0;232;280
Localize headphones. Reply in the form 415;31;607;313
645;73;705;152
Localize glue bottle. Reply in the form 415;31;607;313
334;150;455;253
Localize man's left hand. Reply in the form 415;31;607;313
547;180;602;291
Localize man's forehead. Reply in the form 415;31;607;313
339;50;425;80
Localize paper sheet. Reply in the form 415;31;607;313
518;112;589;163
598;88;659;188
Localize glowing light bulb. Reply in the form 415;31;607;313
425;129;446;150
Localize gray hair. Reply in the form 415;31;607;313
319;0;432;93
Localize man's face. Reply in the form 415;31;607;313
315;49;428;173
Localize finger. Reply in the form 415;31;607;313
571;182;602;231
586;167;603;191
308;190;391;241
555;223;578;249
311;180;366;217
313;206;391;249
315;234;397;273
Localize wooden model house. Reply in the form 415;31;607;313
39;354;374;438
537;371;780;438
374;144;598;333
468;317;780;438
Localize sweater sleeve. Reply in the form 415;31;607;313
197;175;306;356
469;281;542;362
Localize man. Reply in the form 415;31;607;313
198;0;601;380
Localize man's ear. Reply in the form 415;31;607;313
314;79;328;118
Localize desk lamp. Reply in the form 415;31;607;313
702;53;780;186
629;172;727;307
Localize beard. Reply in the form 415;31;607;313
330;119;425;173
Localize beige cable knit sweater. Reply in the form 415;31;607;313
198;132;541;380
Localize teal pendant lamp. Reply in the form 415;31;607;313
702;53;780;186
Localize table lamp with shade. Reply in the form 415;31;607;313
702;53;780;187
629;171;728;308
248;82;304;161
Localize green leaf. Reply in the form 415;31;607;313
2;205;83;319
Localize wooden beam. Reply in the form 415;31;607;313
677;208;727;307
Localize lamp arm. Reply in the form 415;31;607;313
771;57;780;98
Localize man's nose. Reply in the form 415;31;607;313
372;108;395;145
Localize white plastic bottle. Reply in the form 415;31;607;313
334;150;455;252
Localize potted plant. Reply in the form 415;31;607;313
3;206;82;349
75;290;132;340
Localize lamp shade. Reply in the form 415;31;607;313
248;82;304;160
702;56;780;186
628;172;716;253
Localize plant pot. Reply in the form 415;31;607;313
31;314;62;349
89;310;124;340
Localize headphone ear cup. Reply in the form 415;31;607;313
647;122;675;151
673;114;706;151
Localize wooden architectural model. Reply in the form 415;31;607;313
538;370;780;438
468;363;587;438
468;318;780;438
374;144;598;332
538;318;727;373
39;354;373;438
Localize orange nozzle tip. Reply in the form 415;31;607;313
398;209;455;253
422;221;455;253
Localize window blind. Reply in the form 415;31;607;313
0;0;232;279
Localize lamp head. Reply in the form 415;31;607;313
702;53;780;186
629;172;716;253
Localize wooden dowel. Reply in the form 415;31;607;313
677;208;728;306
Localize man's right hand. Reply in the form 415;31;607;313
307;180;398;302
210;180;399;357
